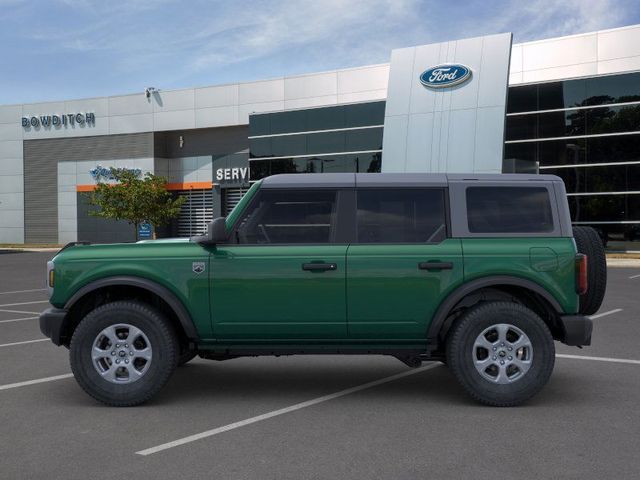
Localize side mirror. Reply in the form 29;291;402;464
191;217;229;245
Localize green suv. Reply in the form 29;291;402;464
40;173;606;407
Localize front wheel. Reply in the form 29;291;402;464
446;302;555;407
177;350;197;366
70;301;178;407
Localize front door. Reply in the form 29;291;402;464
347;188;464;339
211;188;348;339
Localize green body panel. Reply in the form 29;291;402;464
50;241;214;338
210;245;347;339
346;239;464;339
461;237;579;314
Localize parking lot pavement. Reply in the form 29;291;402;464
0;251;51;292
557;266;640;359
1;251;639;479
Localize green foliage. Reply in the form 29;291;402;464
86;168;184;239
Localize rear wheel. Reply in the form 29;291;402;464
573;226;607;315
70;300;178;407
446;302;555;407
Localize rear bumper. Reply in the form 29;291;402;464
39;307;68;346
559;314;593;346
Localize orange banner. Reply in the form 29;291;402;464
76;181;214;192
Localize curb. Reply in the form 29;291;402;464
607;258;640;268
0;248;60;252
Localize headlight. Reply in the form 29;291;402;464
47;261;54;297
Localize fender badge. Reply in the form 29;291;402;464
192;262;205;274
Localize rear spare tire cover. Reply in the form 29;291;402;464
573;226;607;315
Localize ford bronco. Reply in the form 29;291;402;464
40;173;606;407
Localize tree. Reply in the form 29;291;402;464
86;167;185;241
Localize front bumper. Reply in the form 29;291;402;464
39;307;68;346
559;314;593;346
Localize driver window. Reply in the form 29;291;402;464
235;189;338;244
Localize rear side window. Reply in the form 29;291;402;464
466;187;554;233
235;189;337;244
356;189;447;243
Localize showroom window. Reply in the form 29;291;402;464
248;101;385;180
506;72;640;113
504;71;640;244
356;189;447;243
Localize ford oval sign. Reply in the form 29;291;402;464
419;64;472;89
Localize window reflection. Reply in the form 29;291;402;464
249;101;386;136
504;70;640;239
249;152;382;180
569;195;640;222
586;105;640;135
249;127;383;158
506;72;640;113
538;139;586;167
545;164;640;194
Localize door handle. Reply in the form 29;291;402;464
418;261;453;271
302;263;337;272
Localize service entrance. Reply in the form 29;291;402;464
176;189;213;237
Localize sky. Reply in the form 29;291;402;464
1;0;639;105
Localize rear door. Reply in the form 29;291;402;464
346;187;463;339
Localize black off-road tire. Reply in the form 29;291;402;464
573;226;607;315
446;302;555;407
70;301;178;407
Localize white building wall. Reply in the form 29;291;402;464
509;24;640;85
4;63;390;146
167;156;213;184
0;103;24;242
57;161;78;244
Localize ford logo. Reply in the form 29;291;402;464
419;64;472;89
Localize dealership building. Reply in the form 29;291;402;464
1;24;639;245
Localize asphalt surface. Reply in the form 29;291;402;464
1;251;639;479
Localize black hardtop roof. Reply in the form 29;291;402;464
260;173;561;188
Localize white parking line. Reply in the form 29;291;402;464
0;338;48;348
589;308;623;319
557;353;640;365
0;288;47;295
0;316;39;324
0;308;41;315
0;374;73;392
629;274;640;279
136;363;442;456
0;300;50;308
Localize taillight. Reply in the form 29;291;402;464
575;253;588;295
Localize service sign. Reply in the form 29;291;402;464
419;64;472;89
216;167;248;183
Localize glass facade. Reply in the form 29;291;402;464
245;75;640;245
249;101;384;180
505;71;640;244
